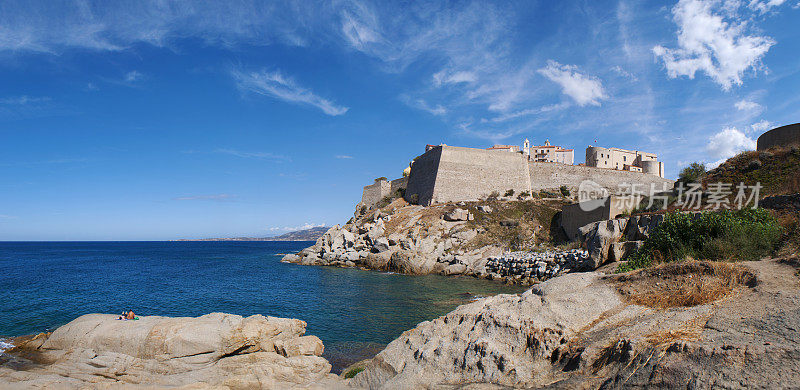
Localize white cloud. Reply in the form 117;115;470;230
231;69;348;116
335;155;354;159
487;102;571;123
433;70;477;86
537;60;607;107
748;0;788;13
611;65;639;81
401;96;447;116
124;71;143;82
0;214;18;219
749;119;772;133
173;194;236;201
705;126;756;167
734;99;762;111
653;0;775;90
214;148;289;162
0;1;318;53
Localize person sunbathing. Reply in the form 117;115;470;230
117;310;137;320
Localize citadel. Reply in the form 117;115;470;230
363;139;672;208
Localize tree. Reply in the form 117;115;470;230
678;162;706;184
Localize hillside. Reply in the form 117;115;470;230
704;146;800;197
175;226;328;242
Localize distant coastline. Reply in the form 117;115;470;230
174;226;328;242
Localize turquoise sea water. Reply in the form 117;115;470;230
0;241;524;372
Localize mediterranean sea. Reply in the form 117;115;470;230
0;241;524;372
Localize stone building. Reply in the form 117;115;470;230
585;146;664;178
528;139;574;165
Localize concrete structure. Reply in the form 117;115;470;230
585;146;664;177
757;123;800;151
403;144;673;206
560;196;637;240
529;140;574;165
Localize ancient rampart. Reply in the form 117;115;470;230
403;146;674;206
757;123;800;151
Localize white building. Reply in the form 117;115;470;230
526;139;574;165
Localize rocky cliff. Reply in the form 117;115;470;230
282;198;590;285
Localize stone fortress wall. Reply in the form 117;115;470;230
362;177;410;209
401;145;674;206
425;146;532;205
757;123;800;151
528;162;672;193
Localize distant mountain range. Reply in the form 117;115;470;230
175;226;329;242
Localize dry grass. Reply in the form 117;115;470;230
611;261;757;309
644;315;710;348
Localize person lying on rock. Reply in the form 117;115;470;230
117;310;137;320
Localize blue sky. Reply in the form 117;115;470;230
1;0;799;240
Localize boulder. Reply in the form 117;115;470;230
281;254;301;263
364;252;392;270
444;263;467;275
609;240;644;262
0;313;342;389
444;208;469;222
580;218;628;269
499;219;519;227
477;205;493;213
372;237;390;253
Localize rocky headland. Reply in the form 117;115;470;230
282;197;599;285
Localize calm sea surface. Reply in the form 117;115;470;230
0;241;524;372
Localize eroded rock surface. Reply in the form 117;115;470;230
0;313;345;389
351;258;800;389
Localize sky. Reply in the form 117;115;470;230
1;0;799;240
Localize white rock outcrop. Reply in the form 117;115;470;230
0;313;345;389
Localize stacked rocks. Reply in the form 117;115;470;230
482;249;590;283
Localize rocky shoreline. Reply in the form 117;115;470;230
281;199;591;285
3;258;798;388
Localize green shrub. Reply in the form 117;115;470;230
504;189;515;197
560;185;570;197
677;162;706;184
617;208;782;272
343;366;365;379
408;193;419;204
517;191;530;199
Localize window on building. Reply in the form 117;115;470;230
623;156;626;161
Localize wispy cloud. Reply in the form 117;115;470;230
0;1;318;54
335;155;354;159
537;60;607;107
0;214;18;219
232;68;348;116
0;96;51;105
748;0;788;14
214;148;290;162
124;70;143;83
173;194;236;201
735;99;763;111
400;96;447;116
653;0;775;90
